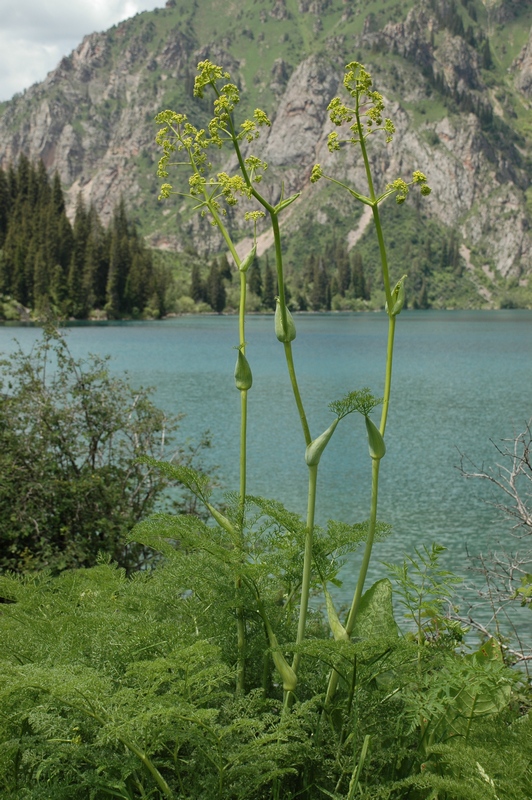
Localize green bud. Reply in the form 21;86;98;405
275;298;296;343
269;631;298;692
239;245;256;273
234;349;252;391
385;275;407;316
324;585;349;641
365;416;386;460
206;503;237;536
305;418;339;467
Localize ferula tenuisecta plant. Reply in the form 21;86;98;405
152;59;431;701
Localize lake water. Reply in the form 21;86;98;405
2;311;532;625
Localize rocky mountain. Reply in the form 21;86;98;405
0;0;531;308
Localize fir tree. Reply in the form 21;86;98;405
480;37;493;70
336;243;351;296
310;258;329;310
190;263;205;303
0;168;8;247
248;254;263;297
207;261;226;313
351;251;369;300
0;159;166;319
218;253;232;282
85;206;107;308
262;257;276;310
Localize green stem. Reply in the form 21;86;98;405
238;269;248;508
207;192;249;694
345;458;380;635
74;702;174;799
371;203;394;311
228;114;316;674
325;458;381;705
356;111;393;310
283;343;312;446
271;214;289;336
291;464;318;677
380;314;396;436
271;211;315;670
235;244;249;695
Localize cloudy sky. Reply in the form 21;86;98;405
0;0;163;102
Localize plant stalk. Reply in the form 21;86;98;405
291;464;318;677
325;457;381;705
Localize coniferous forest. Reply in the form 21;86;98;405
0;156;170;319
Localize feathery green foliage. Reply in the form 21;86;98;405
0;53;531;800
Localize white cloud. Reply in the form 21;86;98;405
0;0;162;101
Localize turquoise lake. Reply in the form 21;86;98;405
2;310;531;622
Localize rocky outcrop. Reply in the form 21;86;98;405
358;4;434;69
262;56;338;169
270;58;292;95
433;33;483;94
513;26;532;98
0;0;529;284
298;0;331;13
270;0;289;20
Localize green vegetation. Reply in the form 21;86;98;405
0;156;170;319
0;328;212;575
0;34;532;800
4;0;531;309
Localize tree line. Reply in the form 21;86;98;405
190;244;371;313
0;155;170;319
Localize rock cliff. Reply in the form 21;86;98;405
0;0;530;299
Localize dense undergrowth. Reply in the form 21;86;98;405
0;544;531;799
0;55;531;799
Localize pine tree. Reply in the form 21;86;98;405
440;238;449;269
351;252;369;300
125;251;154;314
207;261;226;313
105;201;131;317
190;263;205;302
262;257;276;310
336;243;351;296
106;231;127;318
480;37;493;70
218;253;232;282
310;258;329;310
33;250;49;313
248;255;262;297
418;278;429;309
51;172;65;216
0;168;8;248
85;206;107;308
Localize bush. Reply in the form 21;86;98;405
0;327;210;575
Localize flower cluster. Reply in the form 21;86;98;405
386;171;431;204
326;61;396;150
155;61;271;217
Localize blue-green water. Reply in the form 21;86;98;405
2;310;531;608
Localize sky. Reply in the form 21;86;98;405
0;0;163;102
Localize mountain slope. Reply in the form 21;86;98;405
0;0;531;308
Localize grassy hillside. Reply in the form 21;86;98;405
1;0;531;309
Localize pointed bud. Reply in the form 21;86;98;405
305;418;339;467
275;298;296;343
385;275;407;317
234;349;252;391
239;245;256;273
365;416;386;460
324;585;349;641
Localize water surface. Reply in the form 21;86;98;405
2;311;531;613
